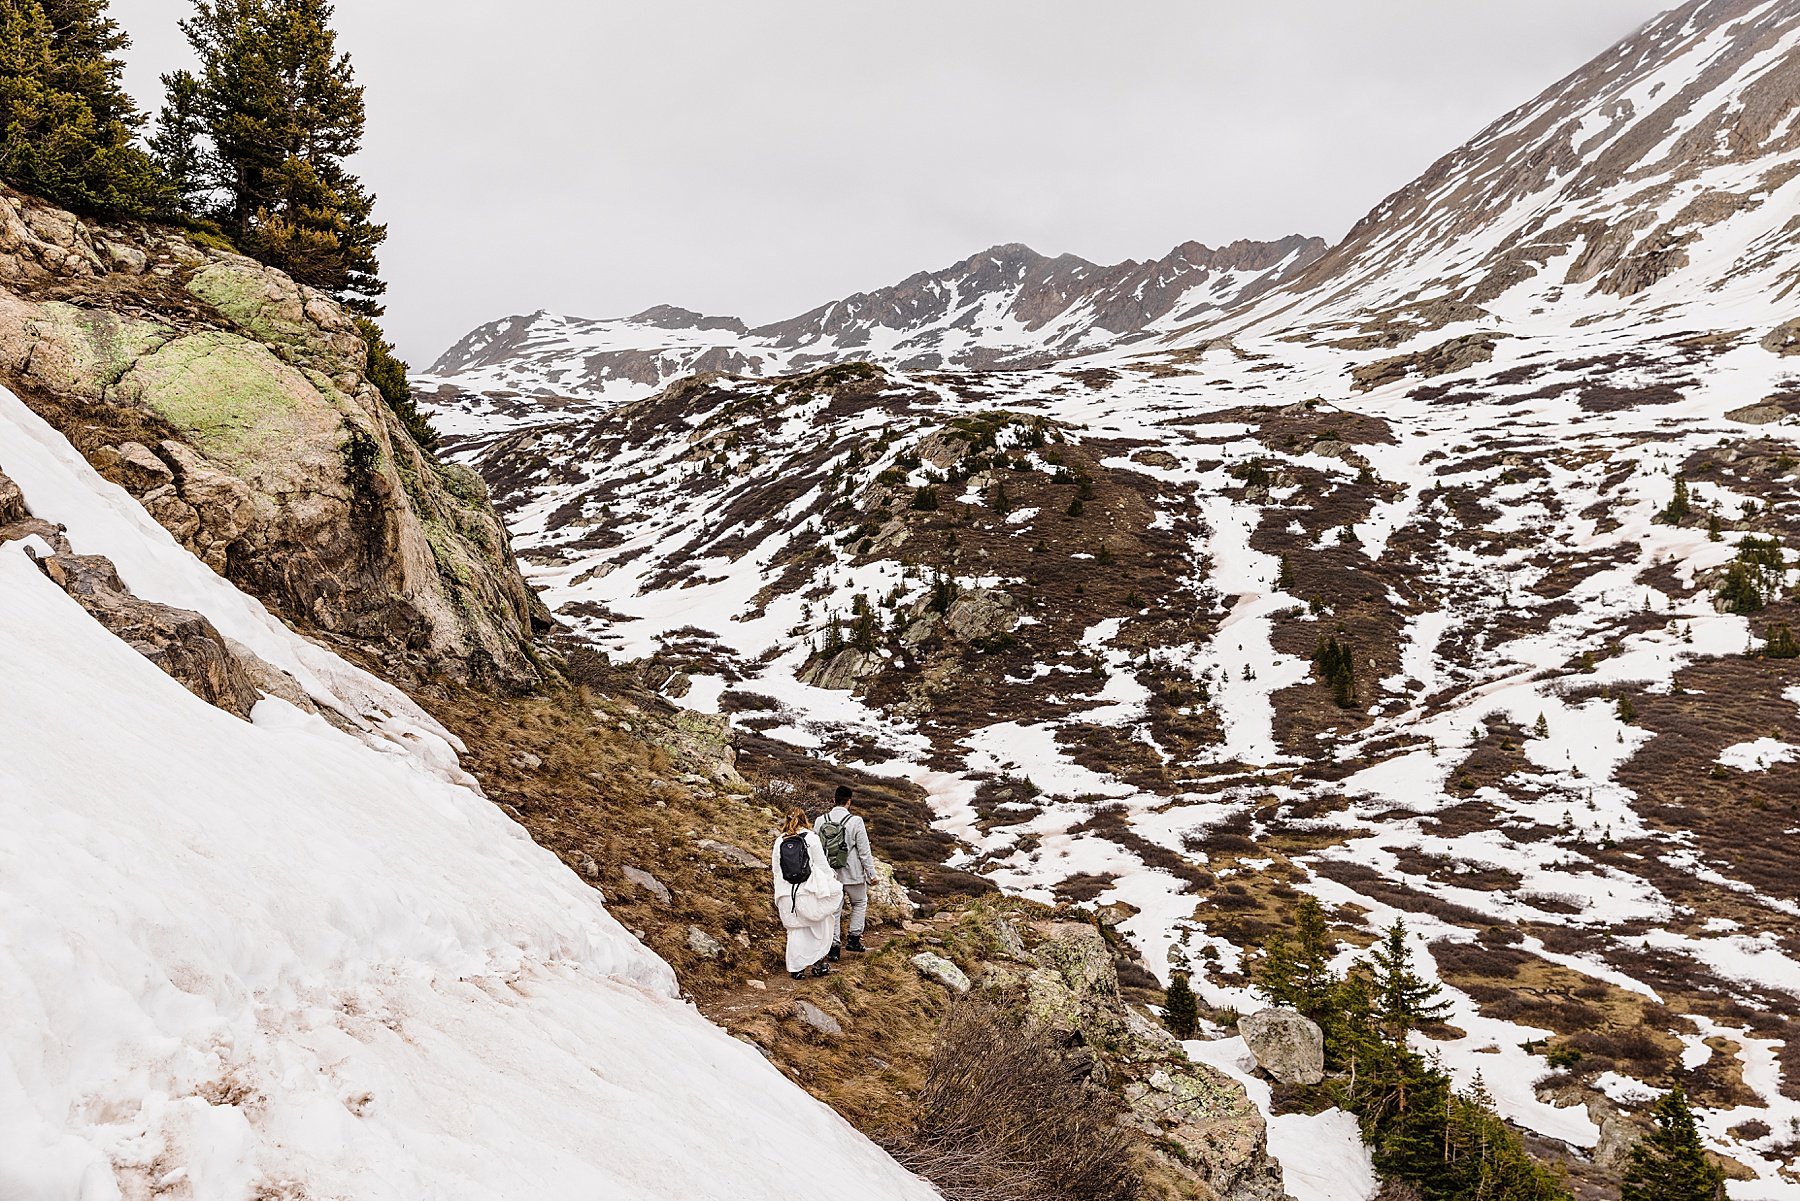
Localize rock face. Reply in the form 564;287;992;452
1238;1008;1326;1086
34;547;262;718
999;920;1289;1201
0;185;547;687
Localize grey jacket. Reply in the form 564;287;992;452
814;807;877;885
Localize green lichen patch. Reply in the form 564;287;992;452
187;259;312;350
112;331;338;466
27;303;171;396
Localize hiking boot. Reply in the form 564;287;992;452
790;970;806;980
811;961;833;978
828;943;842;962
846;933;866;953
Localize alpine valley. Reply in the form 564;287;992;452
418;1;1800;1196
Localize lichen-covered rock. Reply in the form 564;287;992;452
867;857;914;924
1025;922;1125;1041
1125;1065;1289;1201
911;951;971;993
0;184;548;688
1238;1008;1325;1086
686;925;725;959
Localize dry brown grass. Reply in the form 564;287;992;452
886;998;1142;1201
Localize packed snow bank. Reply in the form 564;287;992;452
0;387;471;783
0;501;933;1198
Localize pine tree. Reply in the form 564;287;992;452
148;67;206;213
1441;1080;1571;1201
0;0;164;215
1256;897;1338;1026
1717;561;1764;615
1163;974;1197;1041
1313;635;1358;708
1661;474;1692;524
159;0;386;312
1765;623;1800;660
1620;1084;1724;1201
1277;553;1295;591
1368;921;1451;1055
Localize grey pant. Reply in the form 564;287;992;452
835;882;869;939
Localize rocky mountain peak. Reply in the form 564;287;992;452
629;304;751;334
420;233;1325;407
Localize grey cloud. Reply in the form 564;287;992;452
108;0;1672;361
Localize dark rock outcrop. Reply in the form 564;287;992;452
35;547;262;718
0;467;260;717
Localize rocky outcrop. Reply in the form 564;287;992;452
796;646;884;691
34;546;262;718
1762;319;1800;357
943;589;1018;643
991;920;1288;1201
1350;333;1502;392
1;473;261;717
1238;1009;1326;1086
0;185;547;688
0;469;25;526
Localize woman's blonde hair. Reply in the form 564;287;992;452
782;808;808;838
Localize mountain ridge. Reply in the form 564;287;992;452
422;233;1327;405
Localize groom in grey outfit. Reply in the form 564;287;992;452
815;784;877;959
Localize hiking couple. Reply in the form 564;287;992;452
771;785;876;980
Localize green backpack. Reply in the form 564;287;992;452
817;815;851;870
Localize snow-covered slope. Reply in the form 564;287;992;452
1206;0;1800;345
425;0;1800;1190
418;237;1325;414
0;386;935;1200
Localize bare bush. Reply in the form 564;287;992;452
885;1000;1141;1201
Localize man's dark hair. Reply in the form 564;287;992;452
835;785;853;804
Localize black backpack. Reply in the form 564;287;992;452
779;833;811;908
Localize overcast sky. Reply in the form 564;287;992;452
108;1;1673;363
